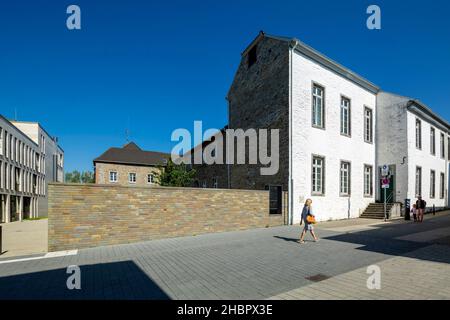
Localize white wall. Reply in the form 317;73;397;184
291;50;377;222
406;111;448;208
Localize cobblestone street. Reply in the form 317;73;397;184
1;213;449;300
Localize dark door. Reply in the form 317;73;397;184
269;185;282;215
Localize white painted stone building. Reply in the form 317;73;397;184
377;92;449;210
290;39;378;222
209;32;450;223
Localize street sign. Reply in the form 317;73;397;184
381;165;389;177
381;177;390;188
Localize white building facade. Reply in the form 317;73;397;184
290;41;378;223
377;92;449;210
223;32;449;224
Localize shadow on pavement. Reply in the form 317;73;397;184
322;217;450;264
0;260;170;300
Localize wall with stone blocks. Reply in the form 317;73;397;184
48;183;287;251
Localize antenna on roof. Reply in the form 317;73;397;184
125;128;130;143
14;108;18;121
125;116;131;143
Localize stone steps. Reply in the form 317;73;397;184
360;203;396;219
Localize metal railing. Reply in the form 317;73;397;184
384;192;394;221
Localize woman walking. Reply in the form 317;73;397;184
299;199;319;244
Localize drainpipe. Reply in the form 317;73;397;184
226;97;231;189
288;40;299;225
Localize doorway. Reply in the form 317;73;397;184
268;185;282;215
23;197;31;220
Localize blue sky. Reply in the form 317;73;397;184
0;0;449;172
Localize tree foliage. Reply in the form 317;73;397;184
65;170;95;184
155;158;196;187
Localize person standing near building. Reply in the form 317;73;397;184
416;196;426;223
299;199;319;244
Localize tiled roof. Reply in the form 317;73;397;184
94;142;170;166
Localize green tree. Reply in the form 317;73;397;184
81;171;95;183
65;170;81;183
156;158;196;187
65;170;95;184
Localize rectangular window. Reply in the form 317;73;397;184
312;156;325;195
448;137;450;161
415;166;422;197
340;161;351;196
364;165;373;196
312;84;324;128
248;45;257;68
440;133;445;159
340;96;351;136
430;170;435;198
416;119;422;149
128;173;136;183
430;127;435;155
109;171;117;183
440;172;445;199
0;127;3;155
212;177;218;188
147;174;154;184
364;107;373;143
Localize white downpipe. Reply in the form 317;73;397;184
288;40;299;225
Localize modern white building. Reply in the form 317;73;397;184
0;116;64;223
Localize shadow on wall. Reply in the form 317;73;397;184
0;261;170;300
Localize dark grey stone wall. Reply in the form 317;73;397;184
227;36;290;191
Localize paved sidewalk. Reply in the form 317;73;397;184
0;219;48;258
0;213;449;299
269;244;450;300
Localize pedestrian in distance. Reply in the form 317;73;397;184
298;198;319;244
416;196;426;223
411;204;417;222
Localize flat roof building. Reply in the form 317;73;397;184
1;116;64;223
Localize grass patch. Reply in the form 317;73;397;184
23;217;48;221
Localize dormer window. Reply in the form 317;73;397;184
248;45;257;68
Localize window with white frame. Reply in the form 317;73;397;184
440;172;445;199
430;127;435;155
312;156;325;195
340;97;351;136
440;133;445;159
312;84;324;128
147;173;154;184
128;172;136;183
364;107;373;143
430;170;436;198
415;166;422;197
448;137;450;160
416;119;422;149
109;171;117;183
340;161;351;196
364;165;373;196
0;127;3;155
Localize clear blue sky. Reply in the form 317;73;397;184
1;0;449;172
